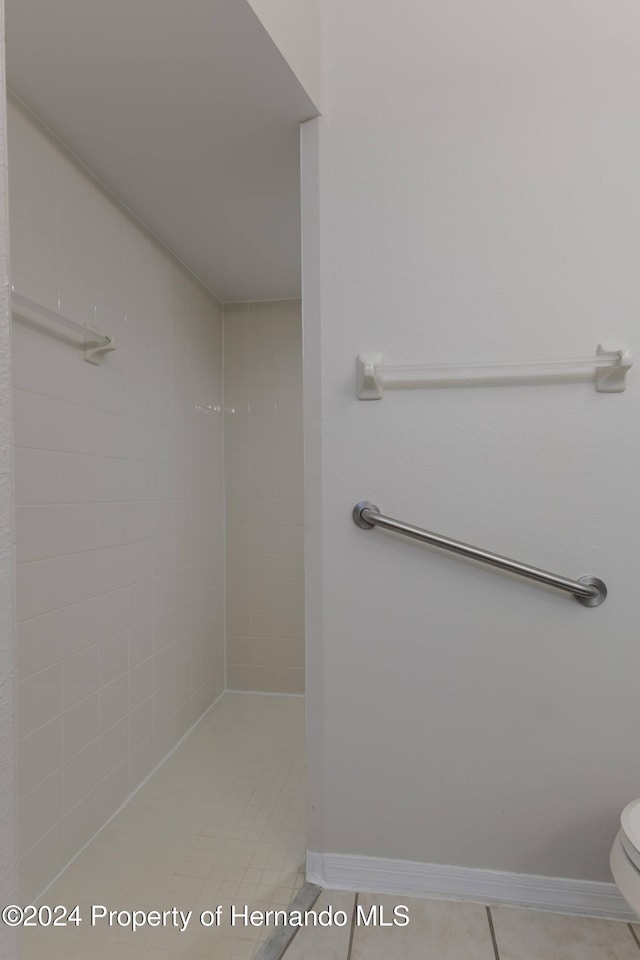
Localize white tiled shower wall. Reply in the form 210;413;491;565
8;97;225;900
224;300;304;694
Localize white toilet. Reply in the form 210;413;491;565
610;799;640;916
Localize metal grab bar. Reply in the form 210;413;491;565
352;501;607;607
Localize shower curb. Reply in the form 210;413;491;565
253;882;323;960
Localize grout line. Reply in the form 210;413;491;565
346;892;358;960
30;686;227;903
254;882;322;960
629;923;640;950
223;297;301;305
226;689;304;699
486;906;501;960
222;309;228;694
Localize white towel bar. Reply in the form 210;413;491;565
357;344;632;399
11;290;117;365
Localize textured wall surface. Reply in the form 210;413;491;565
224;300;304;694
305;0;640;881
0;6;19;957
8;97;225;900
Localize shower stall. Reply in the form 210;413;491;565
1;2;316;955
9;94;305;881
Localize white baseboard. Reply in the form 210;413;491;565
306;851;636;921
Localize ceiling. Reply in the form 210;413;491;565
5;0;318;301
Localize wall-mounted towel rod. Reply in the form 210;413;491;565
352;501;607;606
11;290;117;364
357;344;632;398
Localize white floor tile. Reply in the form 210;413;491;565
349;894;495;960
20;692;637;960
490;904;640;960
21;693;305;960
280;891;355;960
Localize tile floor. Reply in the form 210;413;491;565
18;690;640;960
20;692;306;960
277;891;640;960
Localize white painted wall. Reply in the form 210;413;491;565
247;0;321;110
305;0;640;883
0;5;19;957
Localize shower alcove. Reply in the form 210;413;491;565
4;1;317;955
